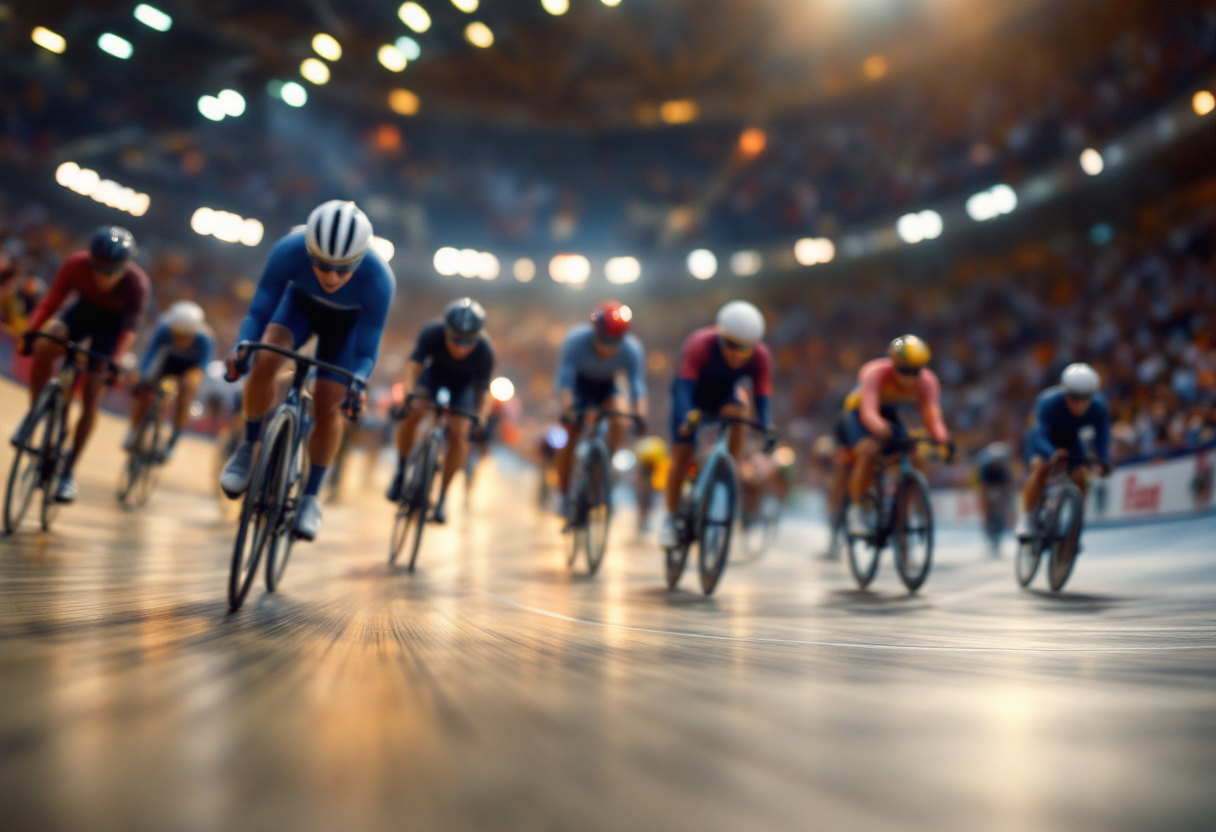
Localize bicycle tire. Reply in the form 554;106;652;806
826;495;849;561
697;454;737;595
567;460;586;568
228;414;287;610
847;491;882;589
406;439;439;572
893;471;934;593
117;410;157;507
1015;500;1047;587
39;390;69;533
664;495;693;589
265;413;302;593
1048;484;1084;592
4;390;54;534
583;443;611;576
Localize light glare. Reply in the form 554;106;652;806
281;82;308;107
312;33;342;61
730;251;762;277
389;89;420;115
687;249;717;280
513;258;536;282
542;0;569;14
1192;90;1214;117
193;208;264;245
134;4;172;31
1079;148;1104;176
489;377;515;402
549;254;590;285
434;247;461;276
399;3;432;32
794;237;835;266
300;58;330;85
370;236;396;262
378;44;408;72
396;37;421;60
32;27;66;54
218;89;246;117
198;95;226;121
605;256;641;284
896;210;944;245
98;33;133;59
452;0;479;10
965;184;1018;222
465;22;494;48
660;100;698;124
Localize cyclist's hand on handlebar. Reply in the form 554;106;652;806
342;379;367;420
762;432;778;454
1050;448;1067;463
633;415;647;436
944;440;958;464
224;348;248;383
17;331;35;357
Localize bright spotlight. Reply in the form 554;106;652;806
612;449;636;473
280;82;308;107
687;249;717;280
32;27;66;54
191;207;216;235
513;258;536;282
55;162;81;187
218;89;246;117
966;183;1017;222
465;22;494;48
896;210;943;244
128;193;150;217
98;33;133;59
605;256;641;284
70;167;100;196
388;89;420;115
396;36;421;60
1192;90;1214;117
213;211;244;243
198;95;226;121
489;377;515;402
399;2;432;32
378;44;408;72
542;0;569;14
134;4;172;31
370;236;396;262
300;58;330;85
452;0;479;11
862;54;888;80
457;249;483;278
660;99;698;124
549;254;590;284
312;33;342;61
434;247;460;276
738;128;766;157
730;250;762;277
240;218;264;247
619;305;632;322
478;252;500;280
1079;148;1104;176
794;237;835;266
601;0;621;5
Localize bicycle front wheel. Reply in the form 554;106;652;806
117;413;157;507
228;415;287;610
265;415;302;593
39;394;69;533
847;491;882;589
4;390;54;535
697;455;737;595
583;443;612;575
1048;484;1084;592
893;471;934;593
406;439;440;572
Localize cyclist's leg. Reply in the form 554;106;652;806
1020;429;1052;513
719;401;747;461
394;383;434;461
27;319;69;403
554;418;576;495
828;447;851;517
66;307;123;473
605;393;629;454
308;378;347;469
170;367;204;442
129;381;157;431
443;414;473;494
68;368;107;467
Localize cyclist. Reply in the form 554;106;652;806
554;300;647;518
385;298;493;524
220;200;394;541
659;300;772;549
17;226;149;503
843;335;952;537
1017;363;1112;538
974;441;1015;549
634;435;669;533
126;301;215;462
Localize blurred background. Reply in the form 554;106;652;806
1;0;1214;490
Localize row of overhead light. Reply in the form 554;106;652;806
55;163;151;217
32;5;171;59
191;208;265;247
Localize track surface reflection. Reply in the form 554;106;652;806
1;395;1213;832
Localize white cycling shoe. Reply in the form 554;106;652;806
658;515;680;549
847;504;871;537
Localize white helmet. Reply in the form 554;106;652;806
716;300;765;346
1061;362;1100;397
165;300;205;335
305;200;373;268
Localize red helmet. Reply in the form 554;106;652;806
591;300;631;342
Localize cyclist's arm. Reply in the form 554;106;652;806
138;325;171;378
350;264;395;384
114;331;137;366
857;364;889;437
24;265;72;333
625;335;648;409
1028;398;1058;460
235;245;293;347
916;369;950;444
750;344;773;427
555;330;578;395
198;331;216;369
673;332;709;428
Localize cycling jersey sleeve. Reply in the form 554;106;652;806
857;363;887;436
1030;396;1058;459
917;369;950;444
624;335;647;402
672;377;696;427
198;331;216;369
138;325;171;378
25;262;73;333
755;394;771;427
237;240;293;347
351;265;395;383
555;329;578;392
750;344;773;398
1092;397;1112;464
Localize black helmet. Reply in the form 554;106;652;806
444;297;486;337
90;226;136;275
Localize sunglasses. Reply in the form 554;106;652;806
894;365;921;376
595;333;623;348
720;336;754;354
1066;393;1094;404
445;329;480;347
91;262;126;277
309;254;360;275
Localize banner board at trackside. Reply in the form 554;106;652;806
932;448;1216;526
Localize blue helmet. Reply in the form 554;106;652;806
90;226;136;275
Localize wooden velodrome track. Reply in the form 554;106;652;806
1;377;1214;832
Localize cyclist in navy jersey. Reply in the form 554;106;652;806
220;201;394;541
659;301;773;548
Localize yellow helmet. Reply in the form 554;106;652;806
635;436;668;464
888;334;931;371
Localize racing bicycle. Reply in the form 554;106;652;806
664;414;777;595
225;341;362;611
564;407;643;576
117;375;177;508
847;437;940;593
4;332;119;534
388;389;479;571
1016;455;1094;592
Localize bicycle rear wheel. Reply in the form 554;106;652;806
39;394;69;533
228;416;287;610
406;440;439;572
117;412;157;507
1048;484;1084;592
697;455;737;595
664;495;692;589
583;443;612;575
265;415;302;593
847;491;882;589
4;390;54;535
893;471;934;592
1015;500;1047;587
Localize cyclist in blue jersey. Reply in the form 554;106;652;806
554;301;647;518
126;301;215;462
220;200;395;541
1017;362;1112;538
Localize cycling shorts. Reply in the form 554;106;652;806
269;283;359;384
416;367;478;415
840;405;907;454
571;376;620;412
1021;427;1084;466
669;388;745;446
59;299;123;369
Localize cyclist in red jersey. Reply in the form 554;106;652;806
17;227;149;503
840;335;952;536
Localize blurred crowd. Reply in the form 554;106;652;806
2;3;1211;255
